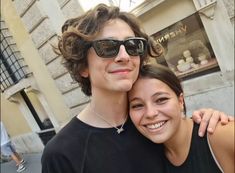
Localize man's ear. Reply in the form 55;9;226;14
80;68;89;78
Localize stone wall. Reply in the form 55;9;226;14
185;84;234;116
223;0;234;25
12;0;89;117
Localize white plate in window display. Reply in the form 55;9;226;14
177;62;191;72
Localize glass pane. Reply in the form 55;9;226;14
152;13;219;79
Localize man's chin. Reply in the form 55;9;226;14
118;83;133;92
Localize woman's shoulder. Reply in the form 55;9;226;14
208;121;234;145
207;121;234;156
207;121;234;172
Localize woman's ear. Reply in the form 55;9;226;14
80;68;89;78
178;93;185;111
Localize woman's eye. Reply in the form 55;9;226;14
156;97;169;104
130;103;143;109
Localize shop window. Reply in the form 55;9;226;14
152;13;220;80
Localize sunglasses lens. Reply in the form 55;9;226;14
92;38;146;58
125;39;146;56
93;40;119;58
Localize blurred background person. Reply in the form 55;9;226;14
1;121;26;172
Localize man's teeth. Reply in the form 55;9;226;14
147;121;165;129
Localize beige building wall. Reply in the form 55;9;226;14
1;0;72;153
1;96;31;136
139;0;196;35
2;0;70;126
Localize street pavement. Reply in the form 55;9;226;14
0;153;42;173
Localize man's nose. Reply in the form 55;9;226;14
114;45;130;62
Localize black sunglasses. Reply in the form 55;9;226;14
89;37;147;58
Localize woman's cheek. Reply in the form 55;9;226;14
130;110;143;125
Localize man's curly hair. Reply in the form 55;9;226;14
55;3;163;96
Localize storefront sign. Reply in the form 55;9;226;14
155;25;187;43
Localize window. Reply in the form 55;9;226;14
0;20;30;91
152;13;220;79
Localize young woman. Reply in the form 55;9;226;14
128;64;234;173
41;4;232;173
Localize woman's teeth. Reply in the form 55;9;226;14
146;121;165;129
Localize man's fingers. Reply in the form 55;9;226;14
198;118;209;137
207;111;220;133
228;115;234;121
192;108;233;137
198;110;213;137
192;110;203;124
219;112;229;125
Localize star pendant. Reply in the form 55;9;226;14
117;127;124;134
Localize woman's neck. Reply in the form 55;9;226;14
164;118;193;166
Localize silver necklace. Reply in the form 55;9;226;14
90;104;127;134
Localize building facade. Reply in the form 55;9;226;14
1;0;234;153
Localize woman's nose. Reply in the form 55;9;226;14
145;107;159;119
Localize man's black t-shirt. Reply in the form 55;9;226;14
41;117;165;173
